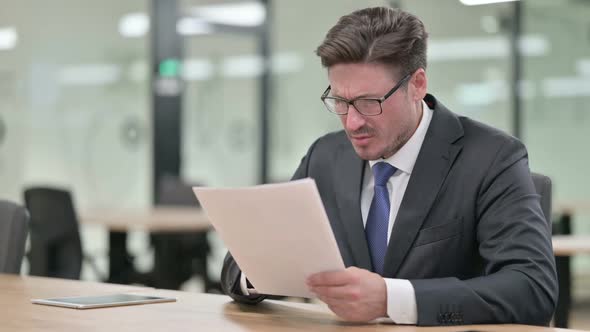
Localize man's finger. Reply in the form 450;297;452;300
307;270;358;287
309;285;360;301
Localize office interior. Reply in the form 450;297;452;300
1;0;589;329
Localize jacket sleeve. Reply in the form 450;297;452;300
220;252;266;304
411;139;558;326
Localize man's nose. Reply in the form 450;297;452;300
344;105;366;132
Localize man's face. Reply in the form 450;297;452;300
327;62;425;161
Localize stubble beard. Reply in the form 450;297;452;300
348;122;413;161
379;123;414;159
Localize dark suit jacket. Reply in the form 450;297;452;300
221;94;558;326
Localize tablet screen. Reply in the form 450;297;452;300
32;294;176;309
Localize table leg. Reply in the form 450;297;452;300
151;233;185;290
150;232;219;291
555;256;571;328
553;213;572;328
107;231;136;284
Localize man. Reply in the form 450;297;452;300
221;7;557;326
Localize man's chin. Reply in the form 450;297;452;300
351;146;381;161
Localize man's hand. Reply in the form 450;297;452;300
306;267;387;322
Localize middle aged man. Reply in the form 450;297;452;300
220;6;557;326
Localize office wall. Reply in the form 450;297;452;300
523;0;590;204
180;0;261;186
522;0;590;270
0;0;152;278
0;0;151;210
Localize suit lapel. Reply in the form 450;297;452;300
383;95;464;277
333;142;372;270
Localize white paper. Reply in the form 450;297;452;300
193;178;345;298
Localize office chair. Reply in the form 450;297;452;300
531;172;572;328
150;175;217;291
530;172;572;328
531;172;552;223
23;187;103;280
0;200;29;274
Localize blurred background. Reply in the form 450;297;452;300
0;0;589;328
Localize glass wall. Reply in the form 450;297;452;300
522;0;590;272
180;0;261;187
524;0;590;208
179;0;264;282
0;0;151;209
0;0;151;278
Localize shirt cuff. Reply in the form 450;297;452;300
239;272;250;295
384;278;418;324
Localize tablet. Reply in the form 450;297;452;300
31;293;176;309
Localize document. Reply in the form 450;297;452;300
193;178;345;298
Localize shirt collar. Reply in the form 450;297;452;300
369;99;433;175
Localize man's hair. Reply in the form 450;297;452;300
316;7;428;77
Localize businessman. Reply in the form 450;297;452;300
221;7;557;326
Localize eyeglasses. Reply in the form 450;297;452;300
320;73;412;116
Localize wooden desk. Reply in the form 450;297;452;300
0;274;582;332
551;209;579;328
551;234;590;329
556;201;590;216
553;235;590;256
81;207;210;232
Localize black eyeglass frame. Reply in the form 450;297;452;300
320;73;413;116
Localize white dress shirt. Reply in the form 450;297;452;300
242;100;433;324
361;100;432;324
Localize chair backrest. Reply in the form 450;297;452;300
158;175;202;207
0;200;29;273
153;176;210;289
23;187;83;279
531;172;552;226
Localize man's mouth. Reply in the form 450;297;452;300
350;135;373;145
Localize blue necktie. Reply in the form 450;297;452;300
365;162;397;275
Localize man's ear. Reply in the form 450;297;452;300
410;68;428;102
